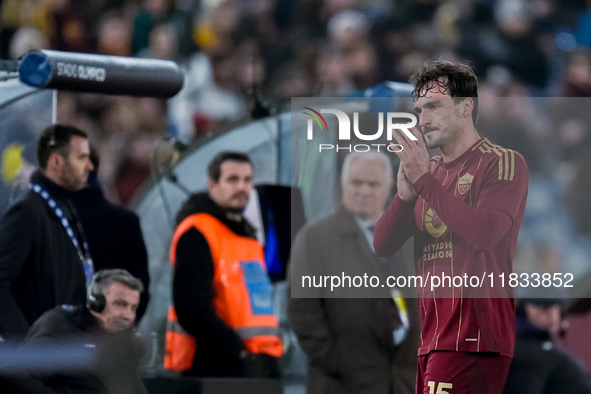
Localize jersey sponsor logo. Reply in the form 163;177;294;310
457;173;474;195
425;208;448;238
423;241;452;261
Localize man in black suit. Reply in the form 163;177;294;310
72;147;150;321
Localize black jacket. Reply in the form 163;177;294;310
72;186;150;321
0;305;147;394
172;192;278;377
0;171;87;340
503;317;591;394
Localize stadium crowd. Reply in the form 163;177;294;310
1;0;591;392
2;0;591;214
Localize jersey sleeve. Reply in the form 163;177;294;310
373;194;418;257
475;150;530;222
412;151;529;251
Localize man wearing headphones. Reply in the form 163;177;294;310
0;269;147;394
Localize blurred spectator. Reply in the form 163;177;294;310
319;0;358;24
72;147;150;321
0;269;147;394
137;23;180;60
0;124;93;341
165;152;282;377
503;298;591;394
557;116;591;161
312;9;382;93
561;49;591;97
343;38;381;90
56;92;100;138
375;17;413;82
50;0;92;53
168;51;247;142
98;96;140;140
477;96;542;172
97;13;132;57
132;0;194;58
492;8;550;88
115;123;165;206
270;59;315;99
315;47;356;95
395;50;430;83
1;0;54;38
327;9;370;48
232;38;267;108
80;95;168;205
241;0;282;50
8;26;49;59
193;0;241;55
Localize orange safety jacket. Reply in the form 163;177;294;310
164;213;283;371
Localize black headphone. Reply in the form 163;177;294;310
47;125;59;148
86;269;142;314
48;133;56;147
87;273;106;313
87;292;106;313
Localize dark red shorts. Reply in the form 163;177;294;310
416;351;511;394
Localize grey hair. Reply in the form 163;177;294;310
340;151;393;187
87;269;144;298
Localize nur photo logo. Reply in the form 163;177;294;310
302;107;418;153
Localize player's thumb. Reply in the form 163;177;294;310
398;162;405;178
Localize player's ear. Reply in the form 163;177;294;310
462;98;474;118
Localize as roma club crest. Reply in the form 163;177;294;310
457;173;474;195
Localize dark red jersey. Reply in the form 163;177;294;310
374;138;529;357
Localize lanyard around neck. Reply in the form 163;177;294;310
30;183;94;284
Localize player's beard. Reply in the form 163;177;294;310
424;115;462;149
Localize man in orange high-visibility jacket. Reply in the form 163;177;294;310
165;151;283;377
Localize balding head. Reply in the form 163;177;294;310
341;152;393;221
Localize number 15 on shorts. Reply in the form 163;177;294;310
428;381;453;394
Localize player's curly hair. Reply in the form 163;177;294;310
409;59;479;124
